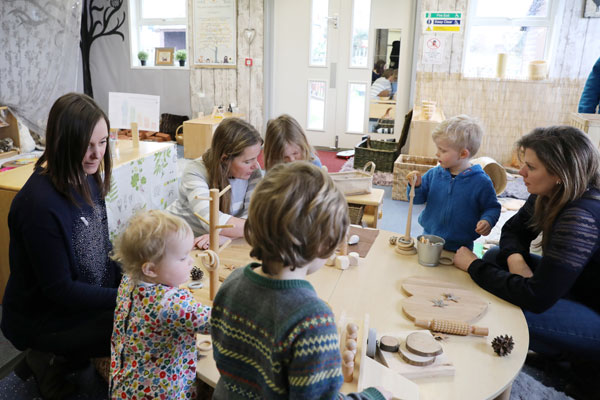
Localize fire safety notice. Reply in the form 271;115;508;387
423;11;462;33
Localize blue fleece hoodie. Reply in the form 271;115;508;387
407;164;501;251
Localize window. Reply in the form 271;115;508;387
129;0;188;68
463;0;562;79
309;0;329;67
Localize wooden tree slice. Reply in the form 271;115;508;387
379;335;400;352
399;341;436;366
401;276;488;323
405;332;443;357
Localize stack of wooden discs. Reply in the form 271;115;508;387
379;332;443;366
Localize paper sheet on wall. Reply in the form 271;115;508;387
422;35;444;65
108;92;160;131
192;0;237;66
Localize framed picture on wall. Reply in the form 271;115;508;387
584;0;600;17
155;47;174;66
192;0;237;68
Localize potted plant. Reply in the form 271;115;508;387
137;51;148;66
175;50;187;67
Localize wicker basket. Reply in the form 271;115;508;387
347;203;365;225
331;161;375;196
354;138;397;172
392;154;438;201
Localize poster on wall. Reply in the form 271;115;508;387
108;92;160;131
422;35;444;64
192;0;237;67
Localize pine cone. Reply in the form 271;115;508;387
190;267;204;281
491;335;514;356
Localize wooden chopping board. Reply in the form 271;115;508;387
401;276;488;323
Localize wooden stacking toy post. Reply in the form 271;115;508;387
396;175;417;255
194;186;234;300
131;122;139;148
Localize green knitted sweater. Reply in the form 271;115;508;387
211;263;385;400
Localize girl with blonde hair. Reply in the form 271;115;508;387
263;114;321;170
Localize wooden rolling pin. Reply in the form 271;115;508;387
415;318;488;336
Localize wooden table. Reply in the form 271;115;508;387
182;113;244;159
346;188;384;228
0;140;176;302
190;231;528;400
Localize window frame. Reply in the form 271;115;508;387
462;0;564;79
128;0;189;69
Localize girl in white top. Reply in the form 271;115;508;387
168;118;263;249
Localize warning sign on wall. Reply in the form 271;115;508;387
423;11;462;33
422;35;444;65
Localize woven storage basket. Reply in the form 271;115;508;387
354;138;397;172
331;161;375;196
392;154;438;201
347;203;365;225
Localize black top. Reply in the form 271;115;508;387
468;191;600;313
1;169;121;349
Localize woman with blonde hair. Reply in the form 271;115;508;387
263;114;321;170
453;126;600;364
168;118;263;249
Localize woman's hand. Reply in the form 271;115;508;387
475;220;491;236
453;246;478;272
507;253;533;278
194;234;210;250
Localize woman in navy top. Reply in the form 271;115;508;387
1;93;121;398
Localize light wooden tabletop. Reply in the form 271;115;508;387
191;231;528;400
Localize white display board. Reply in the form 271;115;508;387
108;92;160;131
192;0;237;67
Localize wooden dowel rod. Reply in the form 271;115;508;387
194;196;211;201
219;239;232;253
219;185;231;197
194;212;210;226
215;224;234;230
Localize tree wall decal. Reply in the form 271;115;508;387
80;0;126;97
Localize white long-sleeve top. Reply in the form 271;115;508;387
167;159;263;236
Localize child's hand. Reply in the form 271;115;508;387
405;171;421;187
475;220;491;236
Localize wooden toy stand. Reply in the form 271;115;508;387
194;186;235;300
396;175;417;255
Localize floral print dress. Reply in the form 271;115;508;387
110;275;211;399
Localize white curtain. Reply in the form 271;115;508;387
0;0;82;136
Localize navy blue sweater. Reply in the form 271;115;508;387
469;191;600;313
408;164;501;251
1;169;120;349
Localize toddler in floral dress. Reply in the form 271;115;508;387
109;210;211;399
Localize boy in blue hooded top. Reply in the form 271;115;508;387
407;115;501;251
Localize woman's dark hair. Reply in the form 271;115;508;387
36;92;112;206
517;125;600;249
373;59;385;75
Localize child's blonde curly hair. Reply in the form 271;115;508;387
113;210;192;282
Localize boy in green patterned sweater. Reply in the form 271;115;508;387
210;162;390;399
